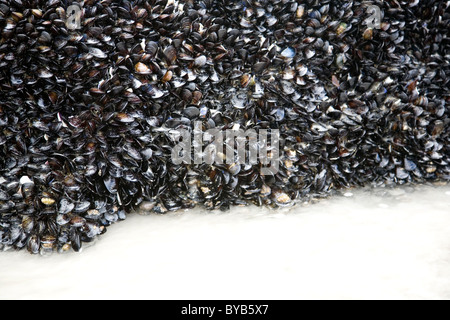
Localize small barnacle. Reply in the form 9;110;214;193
363;28;373;40
41;197;56;206
135;62;151;74
336;22;347;35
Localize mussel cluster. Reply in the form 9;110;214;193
0;0;448;253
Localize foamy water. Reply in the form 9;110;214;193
1;184;449;300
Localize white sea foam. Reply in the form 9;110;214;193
0;184;449;300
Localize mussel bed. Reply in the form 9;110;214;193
0;0;448;253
